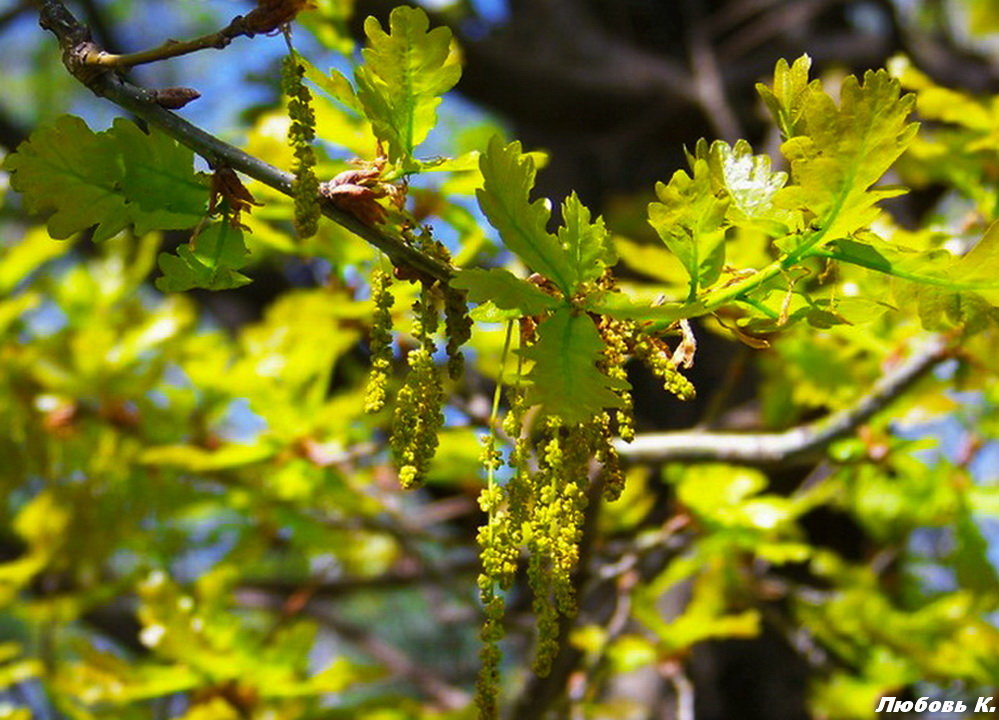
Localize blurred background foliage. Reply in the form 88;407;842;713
0;0;998;718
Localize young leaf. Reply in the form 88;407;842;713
755;55;820;139
298;53;364;116
109;118;209;231
820;224;999;331
903;222;999;330
952;220;999;295
557;192;616;290
696;138;792;233
4;115;206;242
520;307;628;424
156;221;250;292
769;64;918;242
452;268;561;316
648;156;729;299
355;6;461;164
823;231;999;296
476;137;576;296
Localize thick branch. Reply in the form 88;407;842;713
616;335;952;465
35;0;453;285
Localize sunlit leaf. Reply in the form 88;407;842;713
755;54;819;139
0;227;73;294
299;53;364;116
697;138;792;232
820;223;999;330
768;61;918;241
476;137;576;295
557;192;616;289
520;307;628;423
581;290;693;323
648;155;729;298
4;115;206;241
452;267;561;317
355;5;461;164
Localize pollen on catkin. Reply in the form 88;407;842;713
633;334;696;401
389;286;444;488
443;286;472;380
599;316;636;443
364;268;395;414
281;55;320;239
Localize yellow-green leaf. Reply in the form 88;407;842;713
355;6;461;164
520;307;628;423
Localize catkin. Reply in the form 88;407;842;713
281;55;321;239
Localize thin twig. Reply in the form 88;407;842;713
237;552;479;598
617;335;952;465
85;14;256;68
0;0;31;31
237;590;471;710
684;0;742;142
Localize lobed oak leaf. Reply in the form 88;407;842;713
520;307;629;425
354;6;461;164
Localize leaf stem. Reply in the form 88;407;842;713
486;321;515;490
645;224;833;331
811;247;999;291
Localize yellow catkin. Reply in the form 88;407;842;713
281;55;320;239
389;286;444;488
364;268;394;414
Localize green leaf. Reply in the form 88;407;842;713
520;307;628;424
888;55;992;131
299;53;364;116
413;151;480;173
818;224;999;330
451;267;562;316
697;138;792;233
476;136;576;295
675;464;767;525
755;55;820;139
140;443;276;471
109;118;208;228
825;236;989;290
952;501;999;594
155;221;251;292
557;192;616;290
4;115;206;242
355;6;461;164
952;220;999;294
768;63;918;242
967;0;999;36
648;156;729;298
635;562;760;652
0;227;73;294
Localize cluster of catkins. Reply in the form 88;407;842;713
474;399;626;718
364;231;471;489
473;309;696;719
354;206;694;720
361;259;697;718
